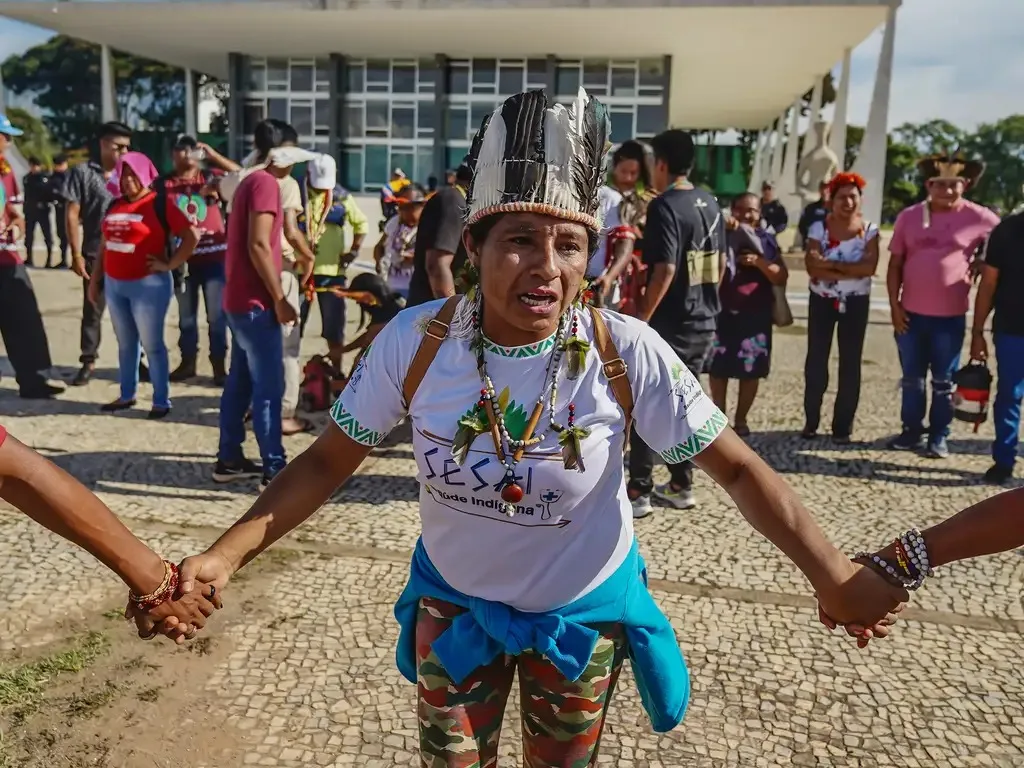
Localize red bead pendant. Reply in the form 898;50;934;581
500;483;524;504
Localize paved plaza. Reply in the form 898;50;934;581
1;267;1023;767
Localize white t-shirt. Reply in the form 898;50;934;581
587;186;625;279
331;298;727;612
807;219;878;299
381;216;417;295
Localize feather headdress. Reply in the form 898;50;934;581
918;153;985;186
465;88;610;230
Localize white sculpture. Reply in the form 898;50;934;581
797;120;839;206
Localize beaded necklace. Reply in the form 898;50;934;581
450;293;592;517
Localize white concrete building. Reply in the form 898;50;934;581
1;0;900;211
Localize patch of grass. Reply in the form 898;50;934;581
186;637;214;657
0;632;108;714
102;608;125;621
117;655;157;674
136;687;160;703
64;681;120;718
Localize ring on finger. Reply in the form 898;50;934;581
184;625;198;639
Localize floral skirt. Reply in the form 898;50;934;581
709;309;773;380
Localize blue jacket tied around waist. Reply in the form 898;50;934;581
393;537;690;733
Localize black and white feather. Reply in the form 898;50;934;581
465;88;609;230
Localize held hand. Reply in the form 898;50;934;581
890;303;910;335
126;581;223;645
87;276;102;306
724;215;740;231
738;253;761;268
970;332;988;362
179;550;235;595
591;274;612;298
815;559;909;643
71;254;89;280
275;297;298;326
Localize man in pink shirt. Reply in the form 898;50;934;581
887;154;1000;458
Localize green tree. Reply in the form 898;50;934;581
892;119;965;156
7;107;60;164
962;115;1024;214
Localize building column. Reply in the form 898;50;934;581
759;126;774;189
853;5;897;225
748;129;766;193
830;48;852;170
184;68;197;136
329;54;346;165
802;76;823;159
768;110;786;184
779;98;802;215
433;55;449;177
100;44;117;122
661;55;672;129
227;53;245;160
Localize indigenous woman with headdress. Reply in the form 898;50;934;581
165;91;906;765
607;140;655;315
801;171;879;443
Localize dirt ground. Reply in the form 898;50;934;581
0;553;298;768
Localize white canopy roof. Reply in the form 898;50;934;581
0;0;896;129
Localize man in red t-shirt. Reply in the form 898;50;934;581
160;135;233;385
215;146;317;489
0;113;63;399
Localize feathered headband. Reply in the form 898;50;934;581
826;172;867;198
464;88;610;231
918;153;985;185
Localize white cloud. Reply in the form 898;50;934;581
844;0;1024;129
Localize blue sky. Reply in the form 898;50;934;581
1;0;1021;130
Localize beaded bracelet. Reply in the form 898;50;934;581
899;528;935;579
854;552;913;589
129;560;180;611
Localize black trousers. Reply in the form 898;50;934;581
0;264;53;392
55;204;68;266
24;209;53;265
803;292;870;436
80;252;105;364
628;327;715;494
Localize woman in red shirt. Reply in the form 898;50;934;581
88;152;197;419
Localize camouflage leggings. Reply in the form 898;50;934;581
416;597;627;768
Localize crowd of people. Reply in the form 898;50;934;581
2;88;1024;766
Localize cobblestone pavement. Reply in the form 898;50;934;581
2;268;1023;767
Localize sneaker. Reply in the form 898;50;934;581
924;437;949;459
983;463;1014;484
630;493;654;519
71;364;94;386
889;430;926;451
653;483;697;510
212;458;263;483
259;473;279;493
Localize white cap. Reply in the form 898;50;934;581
307;154;337;191
267;146;319;169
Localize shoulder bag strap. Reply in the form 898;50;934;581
589;306;635;435
401;296;461;409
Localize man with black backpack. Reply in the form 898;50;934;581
157;135;233;385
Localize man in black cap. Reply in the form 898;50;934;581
406;162;472;306
22;156;53;268
760;180;789;234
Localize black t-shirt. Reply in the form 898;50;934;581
643;186;725;338
984;212;1024;336
407;186;468;307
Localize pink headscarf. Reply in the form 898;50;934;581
107;151;160;197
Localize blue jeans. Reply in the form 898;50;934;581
993;333;1024;468
105;273;173;408
177;262;227;360
219;308;286;477
894;312;966;440
299;274;347;344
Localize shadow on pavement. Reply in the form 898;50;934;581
0;390;223;429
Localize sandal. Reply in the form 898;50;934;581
282;417;315;436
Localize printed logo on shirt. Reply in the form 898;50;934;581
423;481;570;527
174;193;209;226
670;362;704;413
347;348;370;393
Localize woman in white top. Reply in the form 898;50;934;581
160;93;906;765
803;172;880;442
375;184;426;299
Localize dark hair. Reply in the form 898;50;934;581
731;191;760;209
28;156;41;166
53;153;67;165
611;140;652;189
455;163;474;184
174;134;198;150
253;119;297;158
467;212;599;257
348;272;400;328
650;129;695;177
98;121;132;141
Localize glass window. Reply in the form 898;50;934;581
448;64;469;94
266;58;288;91
446;105;468;142
365;145;389;187
638;58;664;87
392;105;416;139
366;59;390;92
472;59;497;92
556;64;580;96
291;101;313;136
316;60;331;92
527;58;547;89
365;101;389;137
417;147;436;184
246;62;266;92
609;109;634;143
343;146;364;191
393;64;416;94
268;98;288;122
243;100;265;135
611;67;636;98
419;59;436;92
343;102;364;138
418;104;436;135
471;102;495;137
391;149;415;182
315;99;331;132
446;146;467;173
291;63;314;92
346;62;365;93
498;63;523;95
723;147;735;173
636;104;662;137
582;60;608;95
